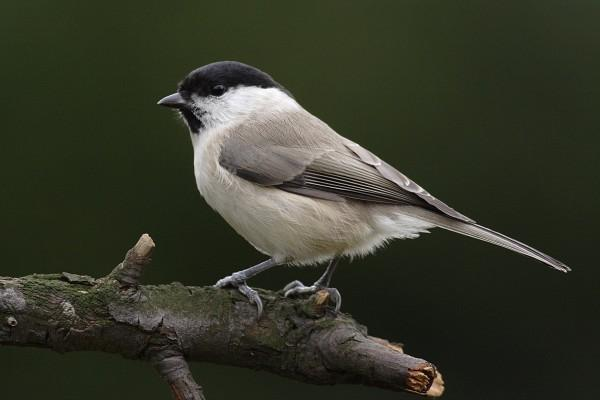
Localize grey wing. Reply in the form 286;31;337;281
279;151;438;207
218;132;472;221
218;138;316;186
343;139;474;222
218;139;346;202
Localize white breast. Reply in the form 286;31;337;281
190;127;220;196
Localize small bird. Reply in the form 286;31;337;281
158;61;569;317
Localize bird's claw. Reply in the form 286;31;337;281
283;280;342;313
214;275;263;319
237;282;263;317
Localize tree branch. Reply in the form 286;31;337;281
0;234;444;399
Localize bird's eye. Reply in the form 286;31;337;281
210;85;226;97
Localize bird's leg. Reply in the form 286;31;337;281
314;257;339;287
214;258;278;318
283;258;342;312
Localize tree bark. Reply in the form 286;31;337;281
0;234;444;399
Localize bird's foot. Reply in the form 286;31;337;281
283;280;342;312
214;273;263;318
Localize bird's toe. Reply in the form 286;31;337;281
326;287;342;313
284;282;342;312
284;283;317;298
214;274;263;318
214;272;245;288
237;283;263;318
282;280;305;293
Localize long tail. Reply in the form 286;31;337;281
405;207;570;273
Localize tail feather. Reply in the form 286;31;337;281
405;207;570;273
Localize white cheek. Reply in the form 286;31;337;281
191;87;300;131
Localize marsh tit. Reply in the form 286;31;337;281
158;61;569;317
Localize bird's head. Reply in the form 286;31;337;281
157;61;294;134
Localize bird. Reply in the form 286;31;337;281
157;61;569;317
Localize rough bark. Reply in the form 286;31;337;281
0;234;444;399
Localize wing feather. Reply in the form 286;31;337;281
343;139;474;222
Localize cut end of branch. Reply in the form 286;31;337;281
125;233;155;266
426;371;445;397
107;233;156;287
405;363;438;395
133;233;156;259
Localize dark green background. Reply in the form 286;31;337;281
1;1;598;399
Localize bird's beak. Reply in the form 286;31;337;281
157;93;186;109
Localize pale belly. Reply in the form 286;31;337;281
202;174;381;264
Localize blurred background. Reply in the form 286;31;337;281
0;1;598;399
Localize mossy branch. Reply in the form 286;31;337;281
0;234;444;399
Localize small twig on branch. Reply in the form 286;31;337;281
151;347;204;400
108;233;155;287
0;234;444;399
